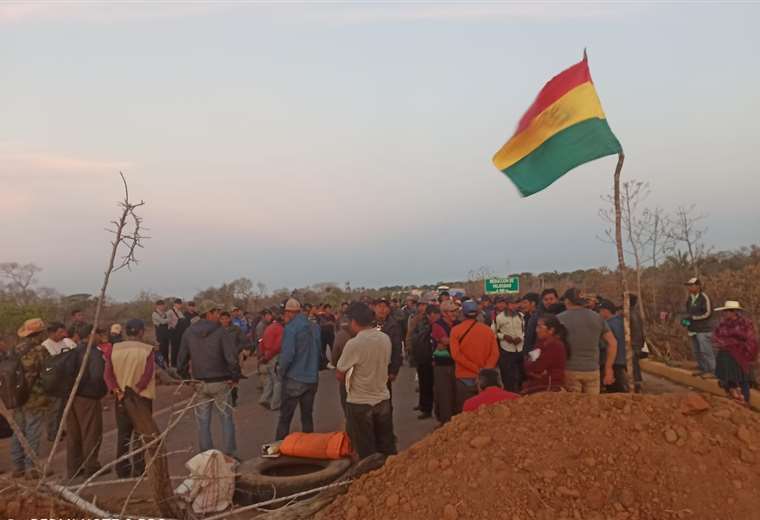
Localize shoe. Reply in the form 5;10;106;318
417;412;432;420
413;406;420;411
258;401;271;410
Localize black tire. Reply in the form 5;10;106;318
235;456;352;506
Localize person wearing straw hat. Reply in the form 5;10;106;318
10;318;52;479
712;301;758;405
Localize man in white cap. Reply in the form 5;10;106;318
275;298;321;440
684;277;716;378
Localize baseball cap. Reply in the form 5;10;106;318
462;300;479;317
685;277;700;286
198;300;222;315
125;319;145;335
597;300;618;313
284;298;301;312
110;323;122;335
373;298;390;306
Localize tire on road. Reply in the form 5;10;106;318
235;455;352;506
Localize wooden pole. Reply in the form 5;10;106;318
613;153;634;392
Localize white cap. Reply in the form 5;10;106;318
284;298;301;312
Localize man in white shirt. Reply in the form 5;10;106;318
491;297;525;392
336;302;397;460
42;322;70;356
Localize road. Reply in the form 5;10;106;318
0;360;687;511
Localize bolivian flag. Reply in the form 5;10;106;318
492;53;622;197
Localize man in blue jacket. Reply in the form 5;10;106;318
275;298;321;440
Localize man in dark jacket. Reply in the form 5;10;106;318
178;301;241;458
410;304;437;419
66;325;109;479
373;299;403;382
684;277;716;377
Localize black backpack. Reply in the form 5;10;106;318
0;351;29;409
76;346;108;400
40;348;79;397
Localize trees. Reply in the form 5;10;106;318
667;205;709;278
0;262;42;305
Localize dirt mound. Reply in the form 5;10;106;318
0;482;89;520
320;392;760;520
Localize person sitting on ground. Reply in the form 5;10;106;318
450;300;500;413
712;301;758;404
463;368;519;412
523;314;568;394
336;302;397;460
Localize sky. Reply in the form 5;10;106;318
2;1;759;300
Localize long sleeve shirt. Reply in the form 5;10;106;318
152;310;170;327
104;340;156;399
491;311;525;352
450;319;499;380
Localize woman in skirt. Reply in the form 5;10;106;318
712;301;758;404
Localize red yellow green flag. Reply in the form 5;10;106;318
492;53;622;197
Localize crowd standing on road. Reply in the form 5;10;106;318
0;277;757;479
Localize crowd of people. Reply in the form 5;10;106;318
1;278;757;479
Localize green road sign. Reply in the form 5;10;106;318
484;276;520;295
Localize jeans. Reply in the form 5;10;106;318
345;400;397;460
691;333;716;373
275;378;318;441
195;381;238;458
11;407;45;471
259;355;282;410
455;379;478;414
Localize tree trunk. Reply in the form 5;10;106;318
612;153;634;392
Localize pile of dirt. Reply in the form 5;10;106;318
320;392;760;520
0;483;89;520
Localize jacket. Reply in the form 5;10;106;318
491;311;525;352
331;322;352;367
177;319;241;382
260;322;284;362
686;292;713;334
74;343;109;400
378;317;403;377
279;314;321;384
14;337;50;410
224;324;248;354
450;319;499;380
410;319;434;366
523;336;566;393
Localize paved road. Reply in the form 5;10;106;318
0;361;686;494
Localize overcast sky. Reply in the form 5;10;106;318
2;2;758;300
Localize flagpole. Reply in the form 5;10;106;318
613;152;634;392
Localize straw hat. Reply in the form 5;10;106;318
17;318;46;338
715;301;743;311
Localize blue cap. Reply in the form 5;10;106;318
125;319;145;334
462;301;479;317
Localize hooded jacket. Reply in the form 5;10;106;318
177;319;241;382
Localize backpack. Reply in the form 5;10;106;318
40;348;79;397
77;346;108;400
0;351;29;409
